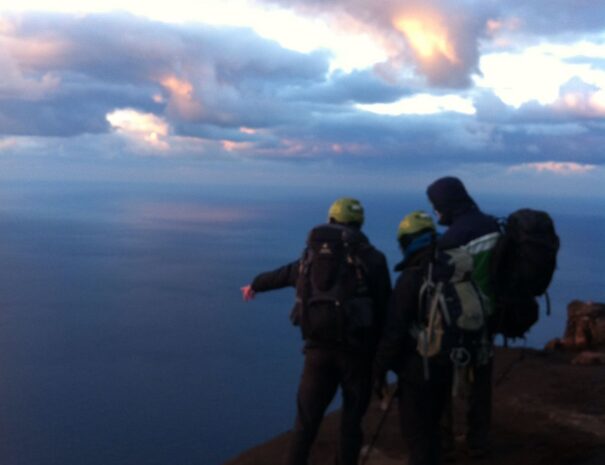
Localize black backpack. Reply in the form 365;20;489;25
489;209;560;338
294;224;373;347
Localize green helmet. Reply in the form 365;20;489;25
397;210;435;241
328;197;364;226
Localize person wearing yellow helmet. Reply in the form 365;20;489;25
374;210;453;465
327;197;365;228
241;197;391;465
395;210;437;264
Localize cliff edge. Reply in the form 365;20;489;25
224;347;605;465
226;301;605;464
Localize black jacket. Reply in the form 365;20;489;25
251;224;391;351
373;246;433;376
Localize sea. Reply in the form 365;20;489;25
0;181;602;465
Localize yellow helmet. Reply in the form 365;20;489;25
397;210;435;241
328;198;364;226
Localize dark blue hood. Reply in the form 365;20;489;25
426;177;477;226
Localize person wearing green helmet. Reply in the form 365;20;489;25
374;210;453;465
241;197;391;465
395;210;437;261
327;197;365;227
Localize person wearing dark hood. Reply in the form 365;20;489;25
426;176;500;458
374;211;451;465
241;198;391;465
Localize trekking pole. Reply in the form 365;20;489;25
359;385;398;465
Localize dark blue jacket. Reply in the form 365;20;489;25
426;177;499;249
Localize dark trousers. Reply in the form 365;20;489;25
466;359;492;448
442;358;493;450
398;357;452;465
286;348;372;465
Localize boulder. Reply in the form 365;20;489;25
546;300;605;350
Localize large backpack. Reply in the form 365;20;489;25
413;247;491;379
489;209;560;338
294;224;373;347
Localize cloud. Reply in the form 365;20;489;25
0;8;604;174
0;32;63;102
287;69;410;104
554;78;605;118
509;161;597;174
260;0;495;88
502;1;605;36
0;12;330;137
260;0;605;90
357;94;476;116
0;63;61;102
107;108;171;152
159;75;204;120
0;137;18;151
473;77;605;128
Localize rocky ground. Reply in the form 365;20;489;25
224;347;605;465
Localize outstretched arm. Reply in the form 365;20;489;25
241;259;300;302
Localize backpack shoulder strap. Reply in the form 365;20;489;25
464;231;501;256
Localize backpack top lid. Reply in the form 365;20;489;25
306;223;367;248
303;223;367;292
506;208;560;250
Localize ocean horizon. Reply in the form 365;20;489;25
0;181;602;465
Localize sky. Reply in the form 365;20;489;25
1;0;604;196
